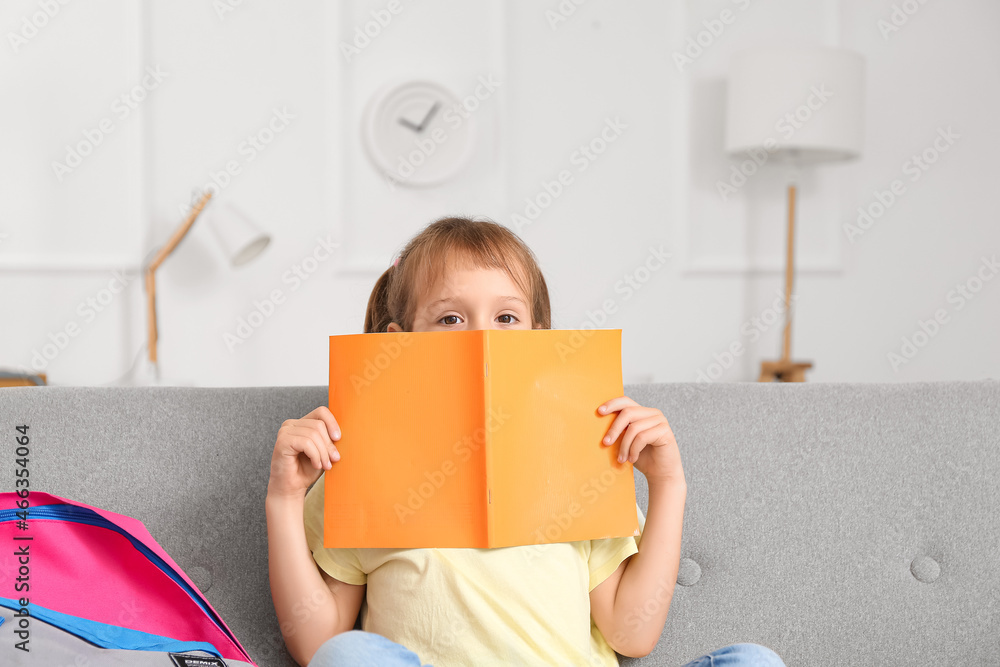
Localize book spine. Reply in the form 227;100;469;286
483;330;493;547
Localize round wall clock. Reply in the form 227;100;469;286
361;80;477;187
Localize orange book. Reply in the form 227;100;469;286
325;329;639;548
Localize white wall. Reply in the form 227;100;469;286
1;0;997;387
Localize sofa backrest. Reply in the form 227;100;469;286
1;382;997;666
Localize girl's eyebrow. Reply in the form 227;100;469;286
425;295;527;309
424;297;456;310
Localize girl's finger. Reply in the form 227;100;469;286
310;430;333;470
295;421;333;447
618;415;664;462
305;406;342;442
296;435;328;471
602;405;652;449
624;422;674;464
598;396;637;419
284;434;320;471
613;411;647;463
286;429;328;471
287;424;333;469
308;422;334;469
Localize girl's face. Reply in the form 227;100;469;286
386;263;539;333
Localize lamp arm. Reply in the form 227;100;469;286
147;191;213;273
144;191;214;364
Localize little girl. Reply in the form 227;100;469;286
267;217;785;667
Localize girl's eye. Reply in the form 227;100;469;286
440;315;460;325
498;314;518;324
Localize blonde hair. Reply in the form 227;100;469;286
364;216;551;333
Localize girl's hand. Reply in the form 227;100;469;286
267;406;342;500
598;396;684;485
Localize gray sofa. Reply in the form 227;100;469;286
1;381;997;666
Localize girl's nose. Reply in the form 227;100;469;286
467;314;492;330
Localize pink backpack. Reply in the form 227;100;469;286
1;491;256;665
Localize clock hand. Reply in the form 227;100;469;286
398;117;422;132
415;101;441;132
398;101;441;133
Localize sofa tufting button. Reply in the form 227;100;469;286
189;566;213;593
910;555;940;583
676;558;701;586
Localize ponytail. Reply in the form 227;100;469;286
364;265;395;333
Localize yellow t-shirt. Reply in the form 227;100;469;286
302;475;646;667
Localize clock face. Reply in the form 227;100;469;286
362;81;477;187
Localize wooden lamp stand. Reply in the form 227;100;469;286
758;183;813;383
144;191;213;371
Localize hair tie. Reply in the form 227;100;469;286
392;256;400;268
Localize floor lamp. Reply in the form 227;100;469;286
724;46;865;382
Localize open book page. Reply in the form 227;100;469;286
326;331;487;547
486;329;638;547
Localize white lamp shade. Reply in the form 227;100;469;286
725;46;865;164
205;202;270;267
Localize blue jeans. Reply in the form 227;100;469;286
679;642;786;666
307;630;785;667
